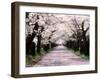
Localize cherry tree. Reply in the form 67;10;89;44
26;13;45;55
67;15;90;56
26;13;61;55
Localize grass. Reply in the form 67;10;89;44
26;54;43;67
74;50;89;60
26;55;33;66
73;47;79;51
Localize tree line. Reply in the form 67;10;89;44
65;17;89;57
26;12;90;58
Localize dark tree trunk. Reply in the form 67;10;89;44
30;42;36;56
26;32;37;55
26;22;39;55
37;34;41;54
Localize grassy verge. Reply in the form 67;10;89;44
74;50;89;60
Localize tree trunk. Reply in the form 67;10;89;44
30;42;36;56
37;34;41;54
26;32;36;55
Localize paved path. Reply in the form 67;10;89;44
34;45;89;67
